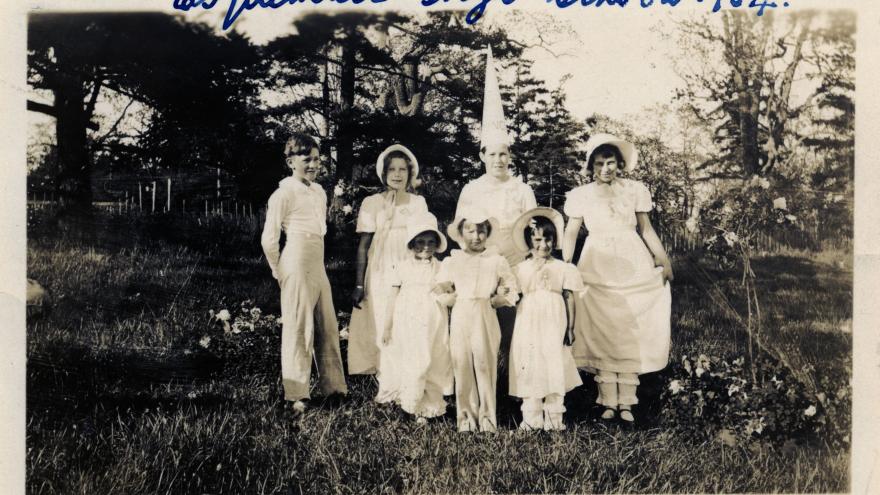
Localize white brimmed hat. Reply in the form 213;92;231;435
446;207;500;248
512;207;565;253
376;144;419;187
404;212;447;253
479;46;511;150
585;133;638;172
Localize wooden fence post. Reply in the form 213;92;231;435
151;181;156;213
167;177;172;213
138;183;143;212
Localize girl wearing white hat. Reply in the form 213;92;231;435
379;212;454;422
437;208;519;432
561;133;674;425
508;208;584;431
348;145;429;401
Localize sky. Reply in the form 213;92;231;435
195;5;684;122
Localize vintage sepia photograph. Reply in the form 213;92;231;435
14;2;865;493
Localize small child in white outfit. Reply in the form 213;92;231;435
382;212;453;422
436;208;518;432
508;208;583;430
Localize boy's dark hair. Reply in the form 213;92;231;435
285;132;319;157
407;230;441;251
524;216;558;250
585;144;625;174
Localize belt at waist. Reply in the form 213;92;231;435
587;228;638;237
287;231;324;239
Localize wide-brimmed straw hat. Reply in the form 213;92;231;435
404;212;447;253
584;133;638;172
512;207;566;253
376;144;419;188
446;207;500;248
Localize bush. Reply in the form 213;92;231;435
660;352;850;450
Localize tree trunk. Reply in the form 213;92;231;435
336;35;356;182
54;70;93;212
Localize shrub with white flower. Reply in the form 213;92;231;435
196;300;284;376
661;353;850;449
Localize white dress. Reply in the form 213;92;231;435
563;179;672;374
509;258;583;399
348;193;428;376
387;258;453;418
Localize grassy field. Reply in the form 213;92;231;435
26;211;852;494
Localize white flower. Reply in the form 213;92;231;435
745;417;765;435
759;178;770;189
250;307;262;319
727;383;741;396
232;321;242;334
339;328;349;340
772;197;787;210
199;336;211;348
833;194;844;203
685;217;698;233
334;184;345;197
785;214;797;223
804;405;817;417
216;309;231;322
208;309;215;318
187;391;198;399
668;380;683;395
697;354;711;369
723;231;739;247
342;204;353;215
695;367;705;377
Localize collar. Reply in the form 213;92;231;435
474;173;523;190
279;176;320;193
450;245;500;260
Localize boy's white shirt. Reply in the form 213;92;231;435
260;177;328;278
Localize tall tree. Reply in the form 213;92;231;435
28;13;264;211
674;11;817;180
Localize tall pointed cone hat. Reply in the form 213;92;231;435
480;46;511;151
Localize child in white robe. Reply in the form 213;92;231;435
381;212;453;421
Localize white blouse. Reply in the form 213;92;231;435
455;174;537;228
563;179;652;234
261;177;328;278
436;248;519;305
